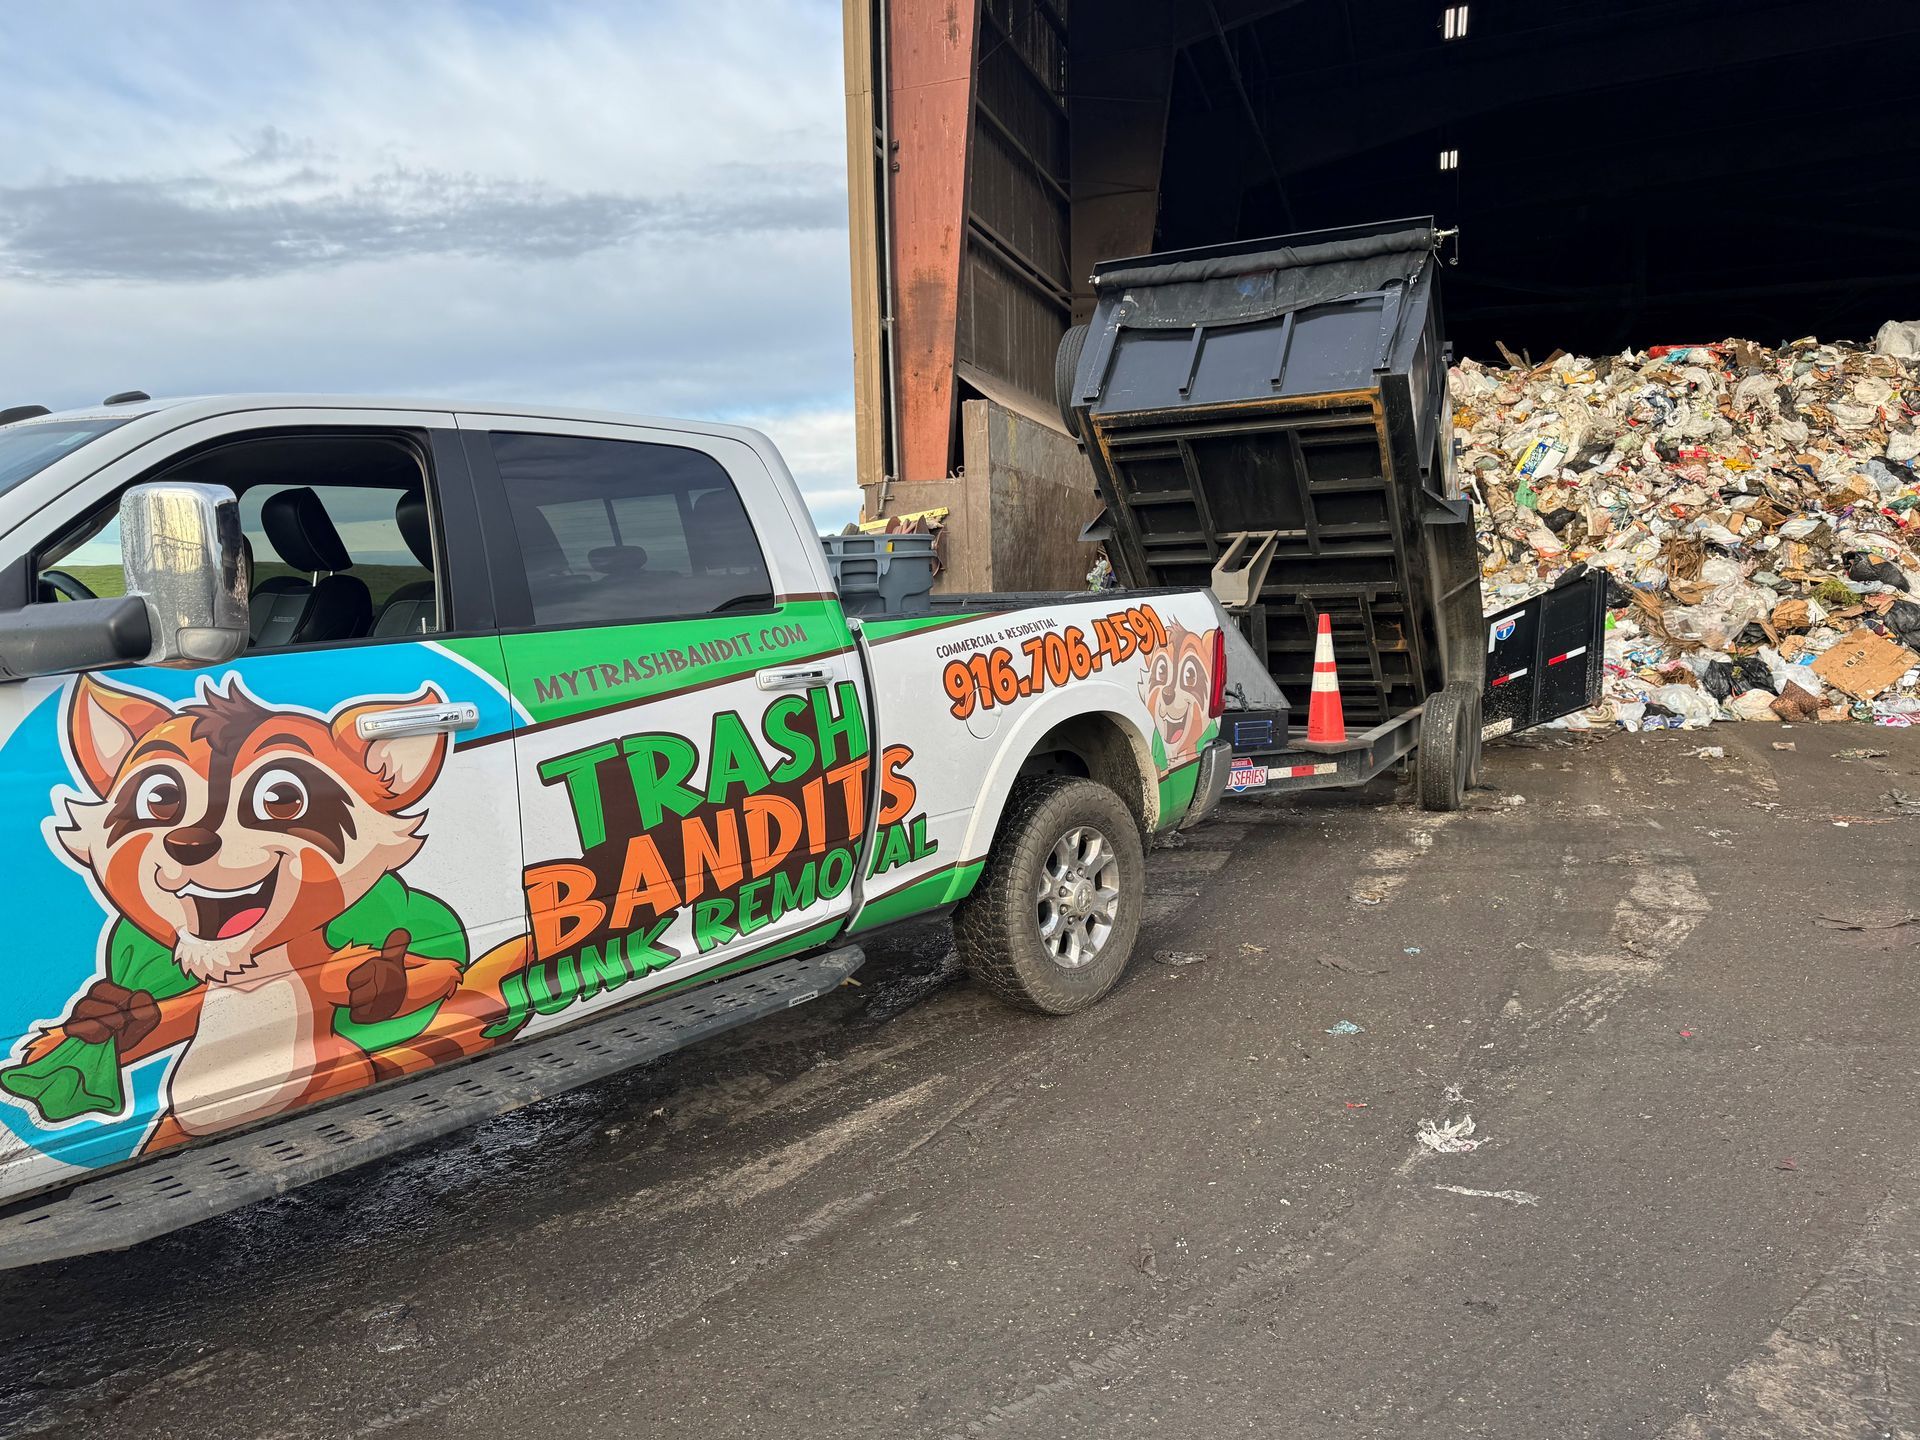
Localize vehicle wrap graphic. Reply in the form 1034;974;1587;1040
0;586;1225;1205
502;682;934;1032
0;673;531;1155
487;599;849;727
1137;617;1222;773
939;603;1172;721
0;640;531;1190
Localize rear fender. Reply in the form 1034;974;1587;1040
956;681;1159;869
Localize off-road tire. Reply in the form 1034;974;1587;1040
953;776;1145;1015
1055;323;1090;437
1417;680;1480;811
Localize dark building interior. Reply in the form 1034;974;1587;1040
852;0;1920;515
1154;0;1920;360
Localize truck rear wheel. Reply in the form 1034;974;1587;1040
1417;680;1480;811
954;777;1144;1015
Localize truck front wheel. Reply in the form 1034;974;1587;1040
954;777;1145;1015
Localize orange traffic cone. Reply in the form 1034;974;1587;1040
1306;613;1346;743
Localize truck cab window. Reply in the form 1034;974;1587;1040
235;483;438;645
36;510;124;603
490;432;774;627
34;433;444;647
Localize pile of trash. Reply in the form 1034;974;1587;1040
1456;319;1920;728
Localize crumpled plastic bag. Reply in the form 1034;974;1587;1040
1646;684;1718;728
1759;645;1825;696
1664;589;1773;646
1876;319;1920;360
1883;598;1920;648
1725;690;1782;721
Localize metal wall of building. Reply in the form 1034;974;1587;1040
844;0;1178;517
955;0;1073;421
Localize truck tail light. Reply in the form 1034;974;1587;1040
1208;626;1227;719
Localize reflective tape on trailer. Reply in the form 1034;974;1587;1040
1546;646;1588;667
1490;667;1530;687
1281;762;1340;778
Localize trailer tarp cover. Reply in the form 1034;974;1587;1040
1090;227;1439;331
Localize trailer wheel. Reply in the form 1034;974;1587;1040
1417;681;1479;811
1055;324;1090;436
1466;706;1485;790
954;776;1144;1015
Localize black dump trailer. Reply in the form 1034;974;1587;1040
1059;218;1606;810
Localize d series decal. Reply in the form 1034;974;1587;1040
1136;618;1220;772
0;666;936;1176
937;601;1221;776
0;588;1227;1192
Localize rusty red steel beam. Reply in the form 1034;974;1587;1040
886;0;979;484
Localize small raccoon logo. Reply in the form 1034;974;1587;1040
1138;622;1219;767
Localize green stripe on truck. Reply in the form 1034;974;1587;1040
1156;758;1202;827
461;599;852;726
860;611;986;642
649;918;850;998
849;859;987;932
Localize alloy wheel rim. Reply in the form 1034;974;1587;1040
1034;825;1122;969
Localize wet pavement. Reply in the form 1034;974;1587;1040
4;725;1920;1439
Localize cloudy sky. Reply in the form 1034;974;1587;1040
1;0;862;523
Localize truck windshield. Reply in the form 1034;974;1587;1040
0;419;127;495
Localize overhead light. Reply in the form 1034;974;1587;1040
1439;149;1459;171
1442;4;1469;39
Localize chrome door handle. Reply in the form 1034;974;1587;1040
355;702;480;740
756;665;834;691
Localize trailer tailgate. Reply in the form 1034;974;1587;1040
1480;569;1611;737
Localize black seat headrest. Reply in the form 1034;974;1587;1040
298;573;372;643
261;487;352;573
395;491;432;569
589;544;649;577
689;489;759;570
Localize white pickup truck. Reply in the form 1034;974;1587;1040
0;395;1232;1262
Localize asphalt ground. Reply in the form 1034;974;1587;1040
3;724;1919;1439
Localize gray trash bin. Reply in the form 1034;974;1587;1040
820;532;938;616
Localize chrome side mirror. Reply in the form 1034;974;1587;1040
120;482;248;667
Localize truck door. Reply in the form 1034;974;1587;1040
0;417;527;1198
458;417;871;1039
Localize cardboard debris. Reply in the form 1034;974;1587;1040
1769;599;1811;632
1811;630;1920;700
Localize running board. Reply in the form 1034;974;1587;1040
0;945;865;1269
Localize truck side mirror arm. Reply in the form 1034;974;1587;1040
0;597;151;682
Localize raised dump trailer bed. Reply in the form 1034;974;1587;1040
1060;218;1604;808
